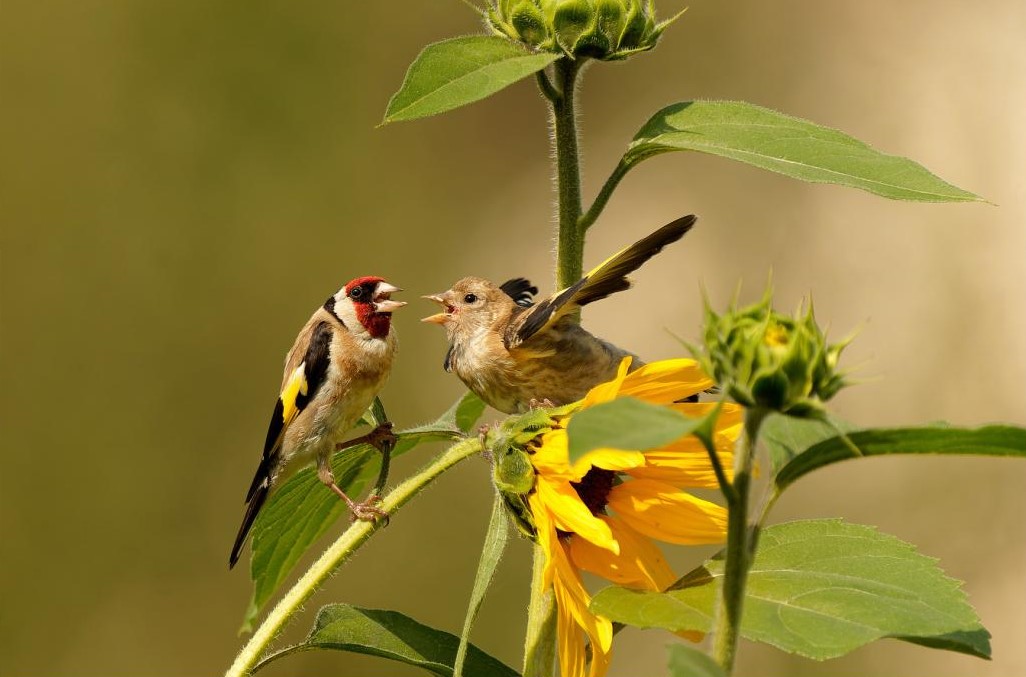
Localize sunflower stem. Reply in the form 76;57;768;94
712;407;768;674
551;57;584;291
523;544;559;677
225;436;483;677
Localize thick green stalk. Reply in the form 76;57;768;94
712;408;768;674
522;544;558;677
550;58;583;290
225;436;484;677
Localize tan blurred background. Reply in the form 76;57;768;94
2;1;1024;676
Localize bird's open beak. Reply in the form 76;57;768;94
421;293;451;325
373;282;406;313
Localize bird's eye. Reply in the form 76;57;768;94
349;287;364;299
463;293;477;304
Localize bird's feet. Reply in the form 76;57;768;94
528;398;556;410
335;422;397;454
348;494;390;526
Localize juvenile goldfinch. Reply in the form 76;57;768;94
229;276;404;569
423;216;695;414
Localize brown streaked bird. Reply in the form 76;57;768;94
229;276;404;569
422;216;695;414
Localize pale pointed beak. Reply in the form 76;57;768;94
374;299;406;313
372;282;405;313
421;293;451;325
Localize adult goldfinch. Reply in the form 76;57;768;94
229;276;404;569
422;216;695;414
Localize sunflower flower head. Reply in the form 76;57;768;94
487;357;740;677
697;290;851;418
485;0;679;61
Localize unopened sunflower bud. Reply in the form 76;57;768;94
698;291;851;417
486;0;675;61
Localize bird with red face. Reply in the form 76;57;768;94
229;276;404;569
423;216;695;414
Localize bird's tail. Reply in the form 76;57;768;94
576;214;696;307
229;484;269;569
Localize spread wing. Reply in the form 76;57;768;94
504;215;695;349
229;320;334;568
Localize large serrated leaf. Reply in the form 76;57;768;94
566;397;703;464
592;519;991;661
255;603;520;677
240;395;477;632
626;101;982;202
774;424;1026;491
384;36;559;123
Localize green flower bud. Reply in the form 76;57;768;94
486;0;675;61
511;0;549;47
698;290;851;417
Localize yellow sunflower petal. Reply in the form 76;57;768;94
550;536;613;677
626;447;731;488
571;448;646;478
618;358;713;403
568;515;676;591
536;478;618;554
607;479;728;545
672;401;745;445
530;428;575;477
582;357;633;406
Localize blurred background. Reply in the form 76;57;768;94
2;1;1024;675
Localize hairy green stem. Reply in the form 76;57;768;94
523;543;558;677
579;157;632;233
712;408;768;674
551;57;583;290
225;436;484;677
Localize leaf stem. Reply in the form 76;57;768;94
712;407;768;674
225;436;484;677
551;57;584;290
536;69;561;104
579;157;633;233
522;543;558;677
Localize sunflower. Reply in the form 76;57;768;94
525;357;741;677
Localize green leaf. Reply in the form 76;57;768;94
625;101;982;202
455;493;511;677
255;603;520;677
241;444;377;633
592;519;992;661
442;390;488;435
760;413;856;477
566;397;703;464
383;36;560;123
241;395;474;632
667;644;726;677
775;424;1026;492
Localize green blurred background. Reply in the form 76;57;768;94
2;1;1024;675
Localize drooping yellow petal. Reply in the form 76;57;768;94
536;478;618;553
550;538;613;676
608;479;728;545
569;515;676;591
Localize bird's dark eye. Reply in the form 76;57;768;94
349;287;364;299
463;293;477;303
